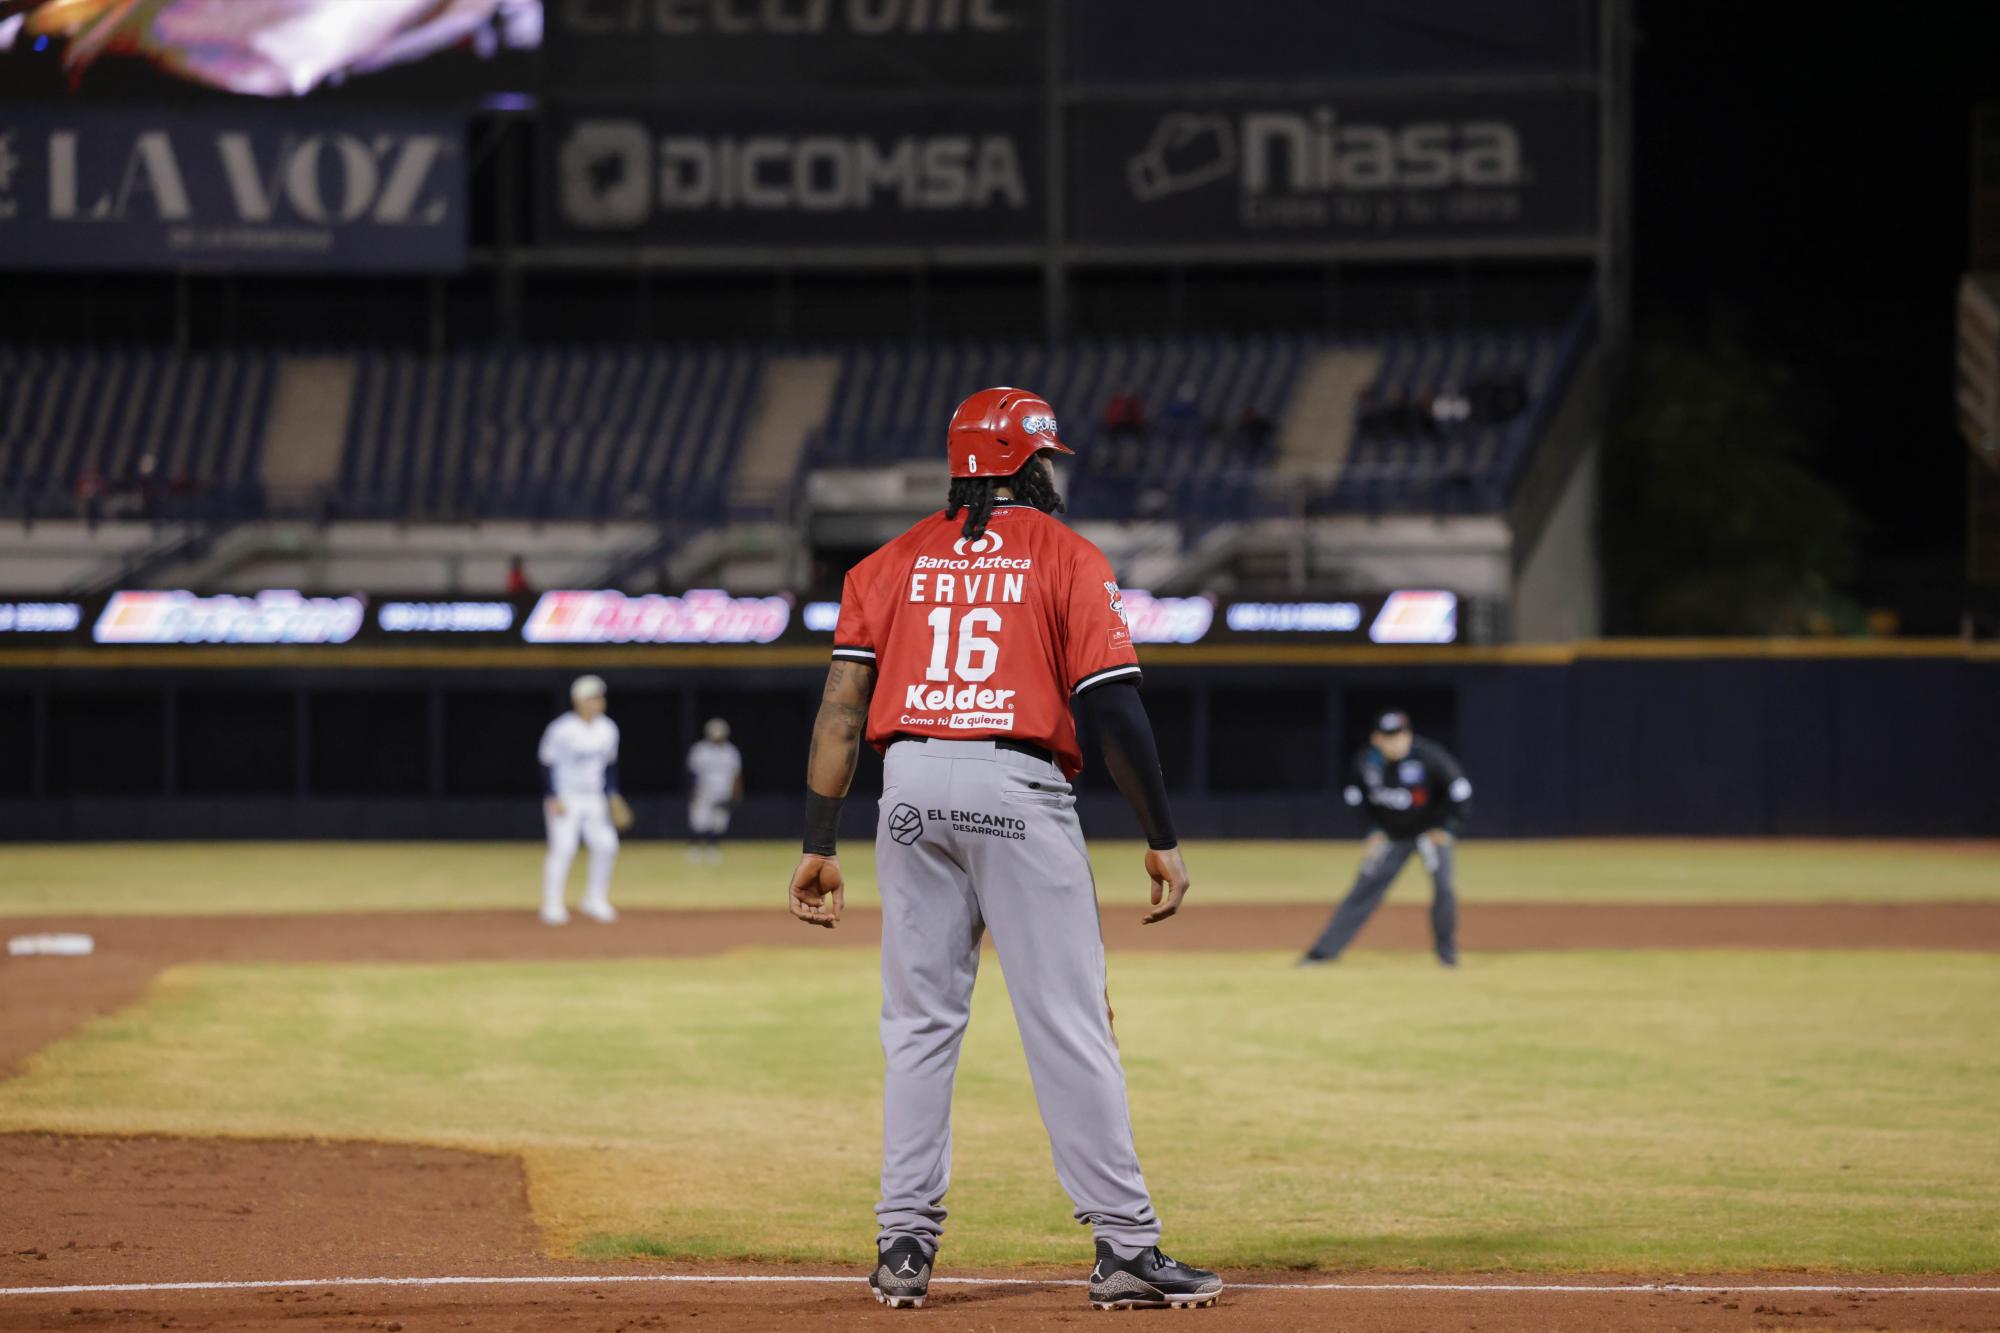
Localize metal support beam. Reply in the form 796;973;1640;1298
1042;0;1069;339
494;120;523;345
29;687;47;800
160;687;177;796
1596;0;1635;375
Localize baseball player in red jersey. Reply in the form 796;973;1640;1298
786;387;1221;1313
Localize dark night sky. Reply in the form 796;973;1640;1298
1632;2;2000;622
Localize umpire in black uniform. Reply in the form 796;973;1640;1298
1301;710;1471;967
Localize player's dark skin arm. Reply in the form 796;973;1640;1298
788;659;876;928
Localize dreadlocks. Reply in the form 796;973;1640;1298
945;458;1066;541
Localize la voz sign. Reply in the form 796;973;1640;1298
0;108;466;272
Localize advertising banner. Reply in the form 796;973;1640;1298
0;590;1456;649
0;588;1464;644
1070;90;1595;246
521;589;791;644
545;0;1044;93
0;108;467;272
543;99;1042;245
93;591;367;645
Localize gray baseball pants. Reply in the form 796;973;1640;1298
874;738;1160;1256
1307;835;1459;961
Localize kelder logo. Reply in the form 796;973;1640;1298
888;803;924;846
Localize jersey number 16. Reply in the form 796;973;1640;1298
925;606;1001;682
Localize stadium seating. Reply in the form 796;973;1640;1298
0;345;277;520
805;316;1587;520
337;345;762;522
2;313;1589;529
808;334;1306;469
1329;323;1577;514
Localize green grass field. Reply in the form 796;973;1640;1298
3;950;1996;1271
1;838;1996;916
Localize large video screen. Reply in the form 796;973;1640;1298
0;0;541;105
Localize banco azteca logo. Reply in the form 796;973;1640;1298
888;803;924;846
952;530;1005;557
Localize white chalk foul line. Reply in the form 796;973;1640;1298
3;1274;1997;1299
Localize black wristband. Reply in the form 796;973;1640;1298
802;789;844;856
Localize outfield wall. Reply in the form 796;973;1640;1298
0;646;1993;841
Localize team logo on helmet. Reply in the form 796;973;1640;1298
1020;413;1058;436
953;531;1005;557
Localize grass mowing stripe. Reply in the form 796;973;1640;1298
2;951;1995;1272
1;840;1996;915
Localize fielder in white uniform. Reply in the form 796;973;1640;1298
685;718;742;864
539;675;623;925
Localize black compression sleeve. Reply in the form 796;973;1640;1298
1076;680;1179;850
802;790;843;857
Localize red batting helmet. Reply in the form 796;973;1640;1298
946;386;1074;480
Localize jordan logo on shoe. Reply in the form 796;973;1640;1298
896;1257;919;1277
1091;1262;1105;1282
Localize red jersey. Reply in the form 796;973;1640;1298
831;502;1140;779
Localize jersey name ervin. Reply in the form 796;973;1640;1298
908;570;1027;604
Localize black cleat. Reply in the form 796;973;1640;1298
869;1237;932;1309
1087;1239;1222;1310
1296;952;1333;968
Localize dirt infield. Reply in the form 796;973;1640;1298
4;906;1998;1330
3;1137;1998;1332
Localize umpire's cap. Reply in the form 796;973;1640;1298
1373;710;1412;735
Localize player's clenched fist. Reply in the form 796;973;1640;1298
1141;846;1190;925
788;853;845;929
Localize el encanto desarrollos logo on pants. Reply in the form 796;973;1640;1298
888;803;924;846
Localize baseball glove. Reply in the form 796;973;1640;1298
608;793;635;832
